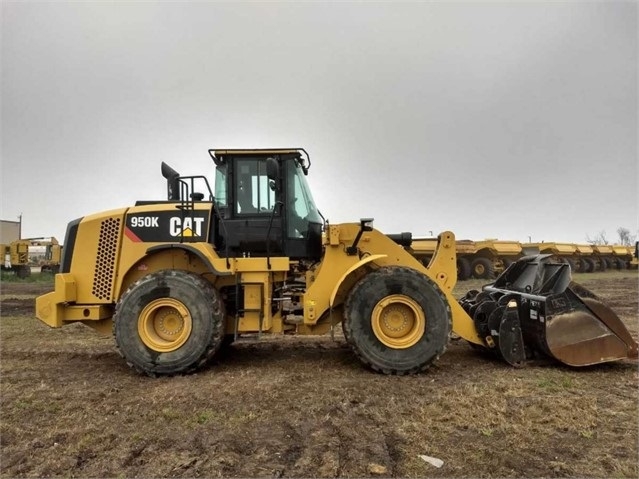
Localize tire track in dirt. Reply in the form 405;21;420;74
0;298;34;316
285;399;397;477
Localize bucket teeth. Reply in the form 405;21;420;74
460;254;638;367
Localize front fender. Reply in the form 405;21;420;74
329;254;387;307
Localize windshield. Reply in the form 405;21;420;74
288;160;322;225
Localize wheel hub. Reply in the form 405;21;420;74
138;298;192;352
371;294;425;349
156;309;185;338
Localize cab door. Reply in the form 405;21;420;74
217;157;283;257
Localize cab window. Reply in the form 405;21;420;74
235;159;276;215
214;166;228;207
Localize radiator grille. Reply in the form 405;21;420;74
92;217;121;300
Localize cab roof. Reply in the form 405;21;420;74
213;149;302;156
209;148;311;173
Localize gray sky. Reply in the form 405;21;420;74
2;1;637;243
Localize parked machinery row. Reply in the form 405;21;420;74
0;237;62;278
409;238;637;280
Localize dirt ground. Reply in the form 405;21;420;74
1;272;637;478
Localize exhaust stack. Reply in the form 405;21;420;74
161;162;180;201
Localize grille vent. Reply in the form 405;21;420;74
92;217;121;300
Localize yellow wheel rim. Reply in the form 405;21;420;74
371;294;425;349
138;298;192;352
475;263;485;275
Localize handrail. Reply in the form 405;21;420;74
265;201;283;270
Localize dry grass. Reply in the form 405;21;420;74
1;273;637;477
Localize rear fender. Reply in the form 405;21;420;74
146;244;232;277
116;244;232;299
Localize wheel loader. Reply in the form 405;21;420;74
35;149;638;375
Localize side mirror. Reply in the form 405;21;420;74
360;218;374;232
266;157;280;181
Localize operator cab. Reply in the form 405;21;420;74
210;149;323;261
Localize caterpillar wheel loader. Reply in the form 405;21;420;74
35;149;638;376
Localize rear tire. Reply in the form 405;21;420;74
597;258;607;272
343;266;451;375
471;258;494;279
616;258;627;270
457;257;471;281
114;270;225;376
15;265;30;279
581;257;595;273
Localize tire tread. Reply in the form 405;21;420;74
343;266;451;375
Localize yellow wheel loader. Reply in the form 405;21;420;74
35;149;638;375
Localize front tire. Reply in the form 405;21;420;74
114;270;225;376
343;266;451;375
471;257;494;279
457;257;471;280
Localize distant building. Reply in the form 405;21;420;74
1;220;21;243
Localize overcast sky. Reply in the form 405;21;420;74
2;1;637;244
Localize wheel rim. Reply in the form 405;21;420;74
138;298;192;352
474;263;485;276
371;294;425;349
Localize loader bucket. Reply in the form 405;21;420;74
460;255;638;367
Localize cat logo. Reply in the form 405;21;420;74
170;217;205;238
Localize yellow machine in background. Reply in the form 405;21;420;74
410;238;524;280
527;242;630;273
630;242;639;269
30;237;62;274
36;149;638;376
410;239;631;281
1;239;31;278
0;243;9;269
0;237;61;277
